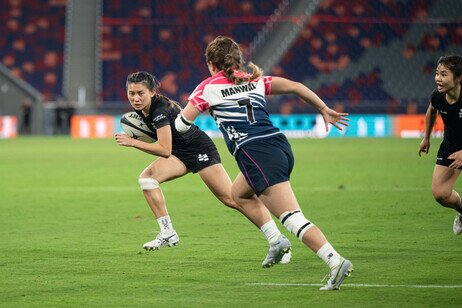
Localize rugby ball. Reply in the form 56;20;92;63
120;112;157;143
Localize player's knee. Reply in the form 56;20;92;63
432;187;451;204
220;195;239;209
229;191;253;213
138;177;159;190
279;210;314;240
230;189;243;205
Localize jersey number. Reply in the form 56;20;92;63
238;98;256;124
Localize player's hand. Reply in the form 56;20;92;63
320;107;349;132
418;139;430;157
448;150;462;169
115;133;135;147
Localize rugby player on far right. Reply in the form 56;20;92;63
419;54;462;235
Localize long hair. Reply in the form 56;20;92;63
437;55;462;85
205;36;262;84
126;71;181;109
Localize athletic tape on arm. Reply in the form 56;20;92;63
174;114;193;133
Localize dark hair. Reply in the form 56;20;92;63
126;71;160;91
437;55;462;85
126;71;181;109
205;36;262;84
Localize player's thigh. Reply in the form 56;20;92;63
259;181;300;218
198;163;233;197
232;172;258;200
140;155;188;183
431;164;461;195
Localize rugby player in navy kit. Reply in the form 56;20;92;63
177;36;352;290
419;55;462;235
115;72;291;265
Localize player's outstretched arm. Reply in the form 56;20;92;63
319;106;350;132
270;76;349;132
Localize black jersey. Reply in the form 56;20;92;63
135;95;203;151
430;89;462;154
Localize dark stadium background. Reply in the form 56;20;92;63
0;0;461;135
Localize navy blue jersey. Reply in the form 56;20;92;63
188;71;281;155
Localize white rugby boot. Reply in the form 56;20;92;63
143;231;179;250
261;235;291;268
279;249;292;264
320;258;353;291
453;212;462;235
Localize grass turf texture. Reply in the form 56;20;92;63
0;137;461;307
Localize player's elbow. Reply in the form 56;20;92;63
154;143;172;158
158;153;170;159
158;148;172;158
290;81;306;94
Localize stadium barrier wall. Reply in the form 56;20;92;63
70;115;114;139
394;114;444;138
0;116;17;139
67;114;444;139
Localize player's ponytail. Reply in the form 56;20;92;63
246;62;263;81
223;53;238;82
156;94;182;111
206;36;262;84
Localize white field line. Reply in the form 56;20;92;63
245;282;462;289
6;186;428;192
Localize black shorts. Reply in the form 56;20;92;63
436;142;462;169
236;133;294;195
173;131;221;173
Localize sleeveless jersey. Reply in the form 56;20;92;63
188;71;282;155
430;89;462;153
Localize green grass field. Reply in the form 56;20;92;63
1;137;461;307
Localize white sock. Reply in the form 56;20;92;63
316;242;342;270
157;215;174;234
260;220;281;244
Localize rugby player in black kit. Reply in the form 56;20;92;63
419;55;462;235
